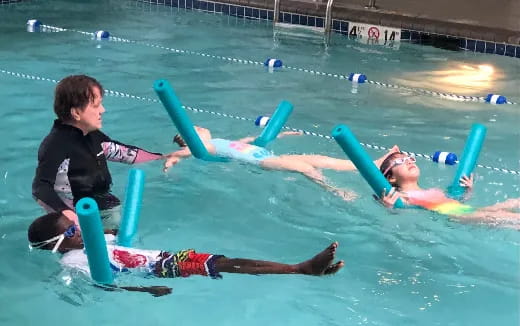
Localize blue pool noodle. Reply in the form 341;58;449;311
331;124;404;208
117;169;145;247
253;101;293;147
75;198;114;284
153;79;226;162
448;123;487;197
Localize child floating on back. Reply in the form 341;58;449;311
377;150;519;227
164;126;398;201
28;212;344;297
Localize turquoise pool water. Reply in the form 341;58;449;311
1;0;519;325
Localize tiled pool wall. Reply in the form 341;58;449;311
136;0;520;58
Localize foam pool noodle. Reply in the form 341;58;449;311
117;169;145;247
253;100;293;147
332;124;404;208
448;123;487;198
153;79;227;162
76;197;114;284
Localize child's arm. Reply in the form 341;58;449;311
237;131;303;144
95;284;172;297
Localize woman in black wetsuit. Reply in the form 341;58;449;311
32;75;174;227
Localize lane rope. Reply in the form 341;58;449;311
37;23;518;105
2;68;518;175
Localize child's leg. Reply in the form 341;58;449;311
213;242;344;276
279;155;357;171
479;198;519;212
261;157;357;201
456;210;520;225
280;145;400;171
261;156;326;181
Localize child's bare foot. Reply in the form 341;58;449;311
375;145;400;168
297;242;344;275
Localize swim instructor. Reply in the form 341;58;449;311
32;75;174;227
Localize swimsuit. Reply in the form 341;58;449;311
60;235;223;279
210;138;275;165
406;188;475;215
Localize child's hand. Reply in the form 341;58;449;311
376;188;406;208
459;174;474;190
163;155;180;172
147;286;172;297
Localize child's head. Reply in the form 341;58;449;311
173;126;212;147
28;212;83;253
379;152;420;188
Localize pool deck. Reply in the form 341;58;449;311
238;0;520;44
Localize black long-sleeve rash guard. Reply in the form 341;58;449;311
32;120;163;212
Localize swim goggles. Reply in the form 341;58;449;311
383;156;416;177
29;224;77;253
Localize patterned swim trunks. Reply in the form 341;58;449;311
154;249;224;279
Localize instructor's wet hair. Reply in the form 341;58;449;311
54;75;104;122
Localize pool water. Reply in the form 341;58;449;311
0;0;519;325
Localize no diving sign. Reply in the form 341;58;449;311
348;21;401;45
367;26;380;39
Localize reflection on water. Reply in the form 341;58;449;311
394;63;500;95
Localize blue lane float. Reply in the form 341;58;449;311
485;94;507;105
332;124;405;208
448;123;487;197
264;58;283;69
254;115;271;128
94;30;110;40
26;19;41;32
348;73;367;83
76;197;114;285
432;151;458;165
117;169;145;247
153;79;227;162
253;100;293;147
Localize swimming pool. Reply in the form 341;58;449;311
1;0;519;325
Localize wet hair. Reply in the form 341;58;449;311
27;212;62;251
173;134;187;147
54;75;104;122
379;152;405;187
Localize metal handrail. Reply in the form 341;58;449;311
365;0;377;9
324;0;334;36
273;0;280;26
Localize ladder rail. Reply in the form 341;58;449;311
324;0;334;37
273;0;280;26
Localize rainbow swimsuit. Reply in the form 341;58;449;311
406;188;475;215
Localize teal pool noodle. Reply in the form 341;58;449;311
75;198;114;284
253;100;293;147
118;169;145;247
153;79;225;162
331;124;404;208
448;123;487;197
